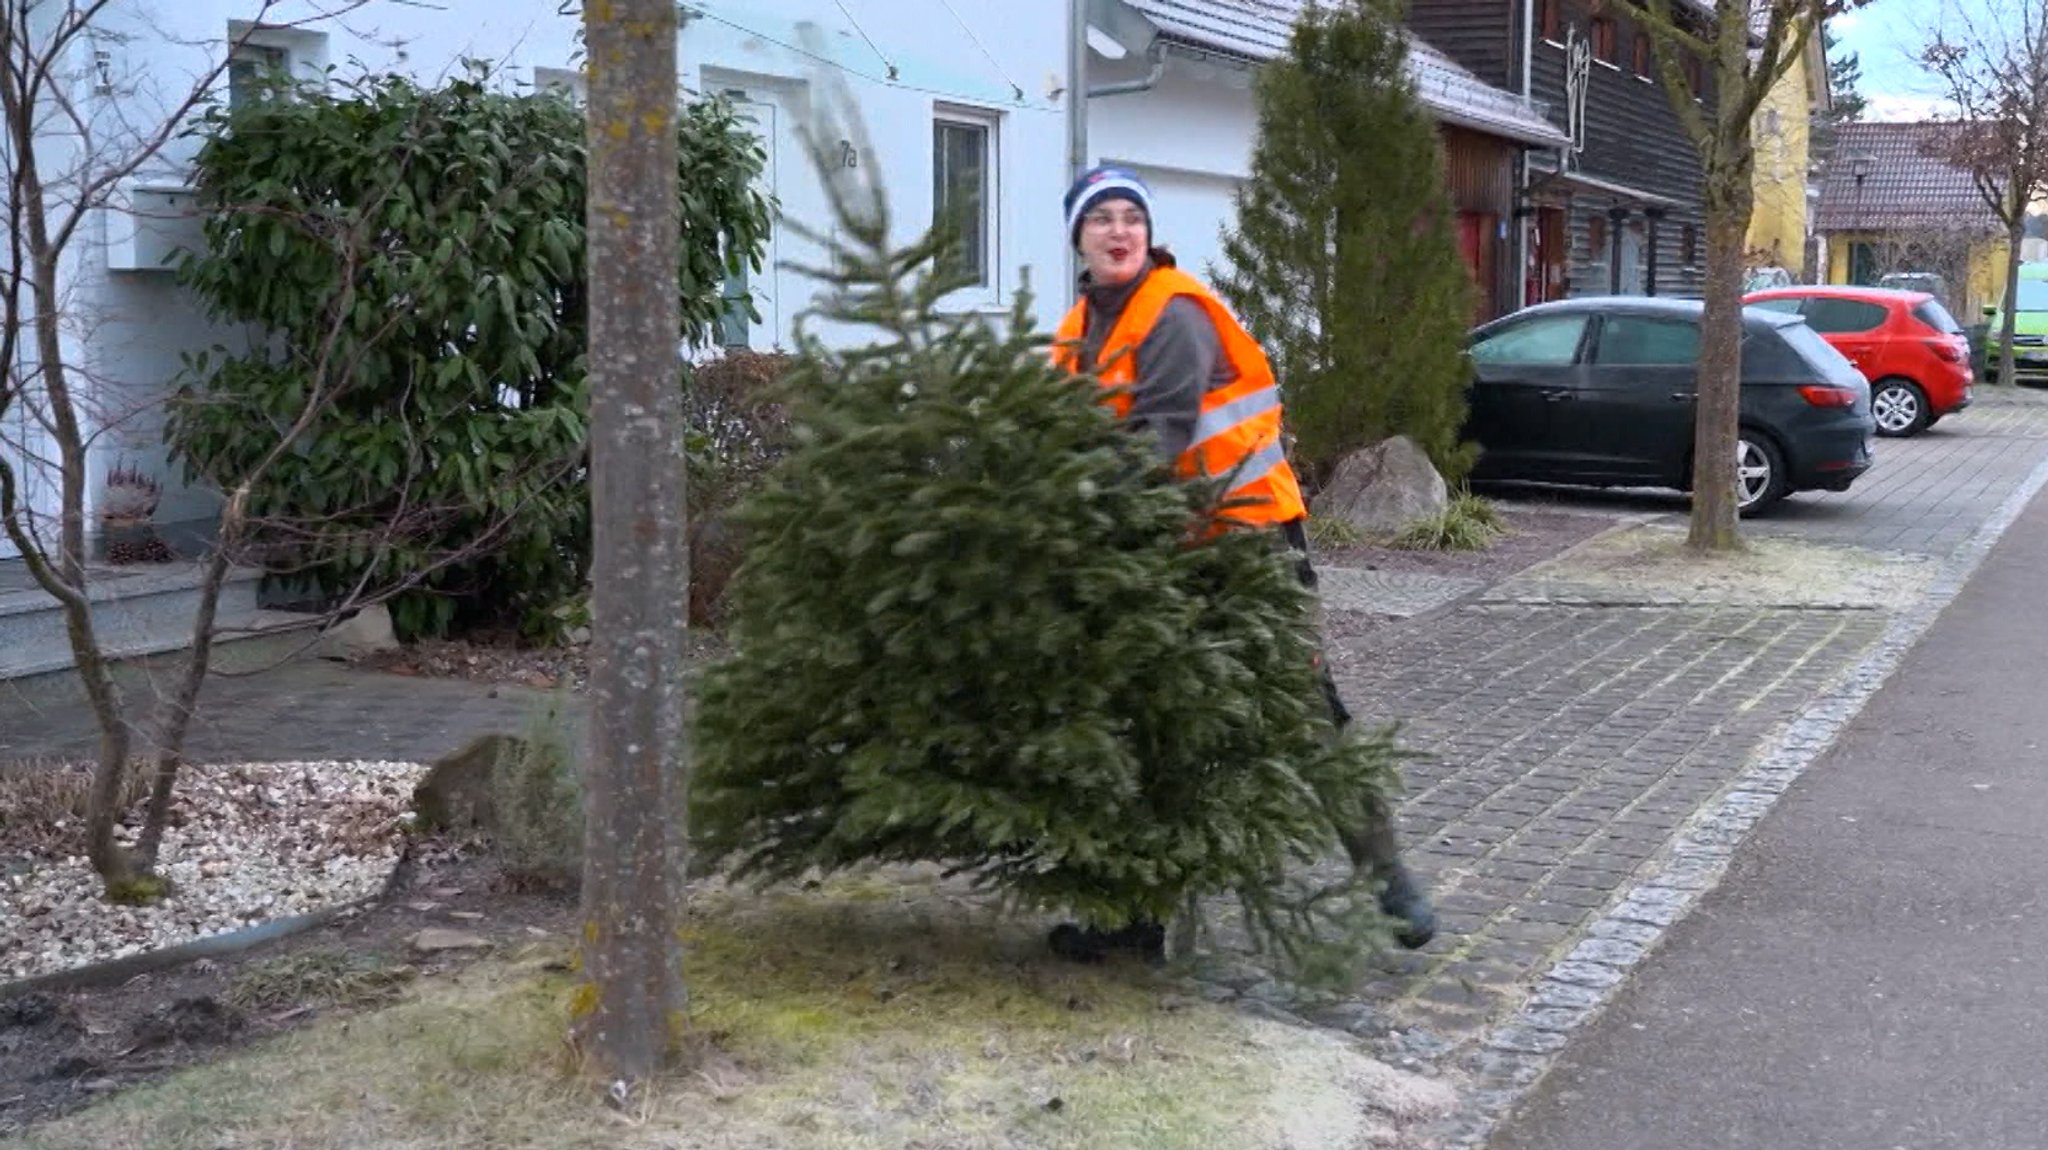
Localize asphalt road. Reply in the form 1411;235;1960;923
1490;482;2048;1150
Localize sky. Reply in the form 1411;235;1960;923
1826;0;1958;122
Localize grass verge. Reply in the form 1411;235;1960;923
21;876;1444;1150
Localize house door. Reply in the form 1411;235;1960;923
1458;211;1501;321
1617;224;1646;295
1526;208;1566;305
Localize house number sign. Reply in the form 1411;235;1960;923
1564;25;1592;168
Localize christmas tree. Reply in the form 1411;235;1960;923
689;105;1404;969
1217;0;1479;487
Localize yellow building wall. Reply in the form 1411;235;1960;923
1970;241;2014;316
1825;233;2013;317
1746;47;1814;272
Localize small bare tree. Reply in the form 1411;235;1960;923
1919;0;2048;387
1635;0;1863;551
0;1;380;898
0;8;573;901
574;0;690;1091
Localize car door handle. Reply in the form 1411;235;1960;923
1671;391;1697;401
1542;388;1572;402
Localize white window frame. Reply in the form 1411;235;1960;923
226;42;288;110
932;104;1001;304
225;22;328;107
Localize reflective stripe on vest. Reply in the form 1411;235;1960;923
1054;268;1307;527
1192;385;1281;448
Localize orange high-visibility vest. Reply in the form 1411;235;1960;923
1055;267;1307;528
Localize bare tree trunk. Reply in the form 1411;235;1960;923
20;147;144;891
134;488;248;868
1998;204;2025;389
575;0;690;1089
1688;162;1753;553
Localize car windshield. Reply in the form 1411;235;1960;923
1913;299;1964;334
2017;281;2048;312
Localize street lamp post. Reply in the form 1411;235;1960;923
1846;150;1876;285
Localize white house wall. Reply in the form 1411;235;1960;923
680;0;1071;351
1086;55;1260;286
11;0;1278;553
55;1;585;537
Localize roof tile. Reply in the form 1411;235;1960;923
1813;121;2001;233
1116;0;1568;147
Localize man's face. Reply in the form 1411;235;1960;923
1079;199;1150;285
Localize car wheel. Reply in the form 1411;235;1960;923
1735;432;1788;516
1870;378;1930;437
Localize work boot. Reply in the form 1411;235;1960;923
1047;919;1167;965
1377;862;1437;950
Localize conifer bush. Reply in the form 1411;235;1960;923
690;122;1404;969
1217;0;1479;489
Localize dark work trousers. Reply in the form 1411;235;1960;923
1278;517;1403;876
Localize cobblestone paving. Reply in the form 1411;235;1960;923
1317;567;1488;618
1750;393;2048;556
1319;600;1888;1048
2;656;557;763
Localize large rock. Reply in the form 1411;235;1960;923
316;603;399;660
1314;437;1449;536
412;733;582;889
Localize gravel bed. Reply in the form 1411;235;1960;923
1;760;424;983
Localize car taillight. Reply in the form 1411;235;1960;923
1928;339;1966;362
1799;385;1859;408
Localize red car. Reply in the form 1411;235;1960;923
1742;286;1974;437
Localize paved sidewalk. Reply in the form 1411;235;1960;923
2;656;554;764
1296;395;2048;1069
1488;428;2048;1150
1752;392;2048;555
1325;598;1886;1041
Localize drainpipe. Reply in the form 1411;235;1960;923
1068;0;1089;186
1067;0;1089;299
1518;0;1536;309
1089;42;1168;98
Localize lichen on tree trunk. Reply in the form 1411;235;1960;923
574;0;691;1092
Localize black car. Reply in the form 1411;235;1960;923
1463;297;1876;514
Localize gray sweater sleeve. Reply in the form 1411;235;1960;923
1127;296;1221;463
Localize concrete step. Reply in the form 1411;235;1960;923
0;562;311;682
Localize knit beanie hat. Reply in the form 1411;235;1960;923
1063;165;1153;249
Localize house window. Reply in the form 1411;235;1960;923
227;43;287;109
1683;54;1705;99
718;263;752;348
933;112;996;291
1681;224;1698;265
1632;33;1652;78
718;87;766;345
1591;18;1617;64
1539;0;1562;41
